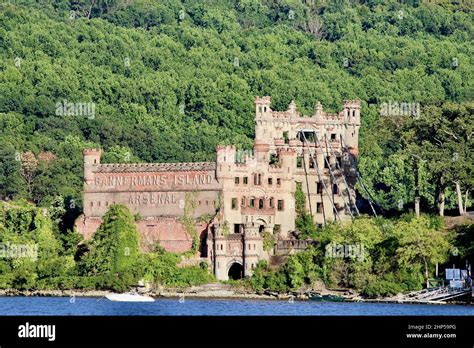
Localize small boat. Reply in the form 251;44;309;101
105;292;155;302
310;294;345;302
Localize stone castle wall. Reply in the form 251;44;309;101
76;155;221;254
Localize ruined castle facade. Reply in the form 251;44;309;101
75;96;360;280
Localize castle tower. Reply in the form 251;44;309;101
243;222;263;277
342;100;361;158
254;96;273;144
83;148;101;185
255;96;272;118
212;224;231;280
216;145;236;179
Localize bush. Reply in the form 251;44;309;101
396;268;424;292
285;257;305;289
250;261;267;292
0;274;13;289
73;276;99;290
264;270;288;293
362;277;403;298
165;266;214;287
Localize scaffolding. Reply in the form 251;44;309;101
299;131;340;222
339;134;379;217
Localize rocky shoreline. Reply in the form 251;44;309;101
0;283;359;301
1;285;469;305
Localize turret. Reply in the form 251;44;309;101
243;222;263;277
287;100;297;115
342;100;361;158
83;148;101;185
255;96;272;118
343;100;361;125
255;96;273;145
216;145;236;178
314;101;323;120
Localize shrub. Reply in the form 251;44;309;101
264;270;288;293
362;277;403;298
250;261;267;292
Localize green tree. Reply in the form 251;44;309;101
394;216;451;288
285;256;305;289
294;182;317;238
82;205;140;289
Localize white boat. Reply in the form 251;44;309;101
105;292;155;302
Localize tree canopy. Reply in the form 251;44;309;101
0;0;471;216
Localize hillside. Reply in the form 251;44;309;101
0;0;472;213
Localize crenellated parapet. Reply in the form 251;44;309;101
96;162;216;173
83;148;102;156
253;96;360;159
255;96;360;123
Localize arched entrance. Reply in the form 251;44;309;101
228;262;244;280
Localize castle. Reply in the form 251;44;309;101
75;96;361;280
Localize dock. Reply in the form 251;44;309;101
390;286;472;304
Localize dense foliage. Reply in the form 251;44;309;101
0;201;76;289
0;202;213;291
79;204;141;290
0;0;472;217
250;215;457;297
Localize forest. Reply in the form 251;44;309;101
0;1;472;294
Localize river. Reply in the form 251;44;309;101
0;297;473;316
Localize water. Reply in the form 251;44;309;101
0;297;473;316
